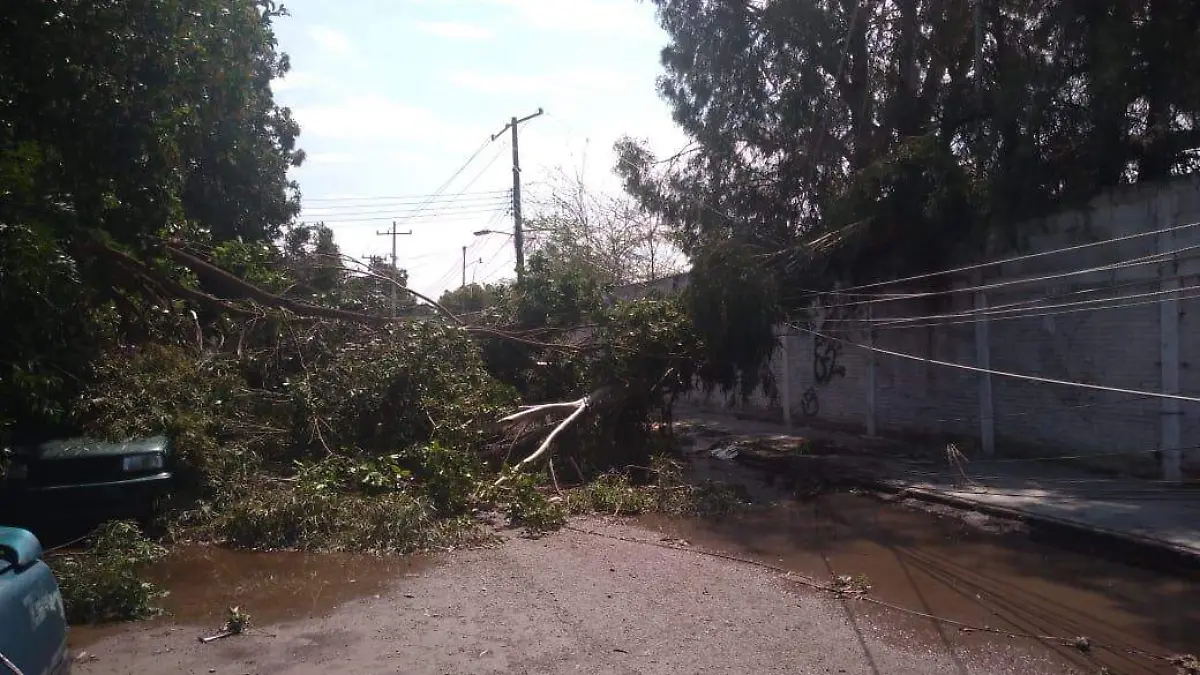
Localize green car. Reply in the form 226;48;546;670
3;436;173;514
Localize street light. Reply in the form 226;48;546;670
473;228;548;238
473;229;510;238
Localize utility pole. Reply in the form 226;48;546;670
376;221;411;317
491;108;544;282
462;246;467;289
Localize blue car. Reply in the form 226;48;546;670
0;526;71;675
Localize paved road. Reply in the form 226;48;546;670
75;519;1076;675
678;409;1200;560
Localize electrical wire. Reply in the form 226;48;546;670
864;288;1200;331
301;189;509;203
302;193;512;215
426;213;508;292
796;219;1200;299
318;206;510;226
815;281;1200;331
446;137;510;204
393;135;501;227
785;241;1200;311
303;200;512;221
562;525;1180;665
475;233;517;284
787;323;1200;405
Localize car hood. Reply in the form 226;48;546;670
18;436;169;461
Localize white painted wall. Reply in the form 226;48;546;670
653;177;1200;478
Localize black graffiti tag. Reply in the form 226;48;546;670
812;334;845;384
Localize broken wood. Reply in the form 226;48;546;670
494;393;599;487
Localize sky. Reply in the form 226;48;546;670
269;0;687;298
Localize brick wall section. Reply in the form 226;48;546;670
667;177;1200;474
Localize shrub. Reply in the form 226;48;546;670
73;343;253;491
567;473;654;515
492;470;566;535
51;521;167;624
297;323;517;458
210;483;486;553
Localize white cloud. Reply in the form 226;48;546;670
484;0;658;36
271;71;331;94
292;95;474;147
416;21;495;41
446;71;549;95
309;26;355;56
304;152;359;166
446;68;631;95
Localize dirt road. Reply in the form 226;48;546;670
73;517;1078;675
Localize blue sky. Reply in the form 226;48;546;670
270;0;685;297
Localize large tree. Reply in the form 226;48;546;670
618;0;1200;291
0;0;303;439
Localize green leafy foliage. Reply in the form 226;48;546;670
51;521;168;625
566;473;654;516
565;456;742;519
0;0;302;442
73;343;251;491
0;223;107;443
297;322;518;457
617;0;1200;390
492;470;567;536
210;484;485;553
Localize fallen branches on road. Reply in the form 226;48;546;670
494;392;604;486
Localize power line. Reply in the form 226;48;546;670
428;213;509;291
316;206;510;225
395;135;500;227
788;323;1200;405
440;137;511;208
801;219;1200;299
817;277;1200;329
867;287;1200;331
787;241;1200;310
302;190;509;204
303;193;511;214
303;200;511;220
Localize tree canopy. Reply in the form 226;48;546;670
618;0;1200;293
1;0;303;439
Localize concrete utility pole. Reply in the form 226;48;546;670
491;108;544;282
461;247;483;289
376;221;412;317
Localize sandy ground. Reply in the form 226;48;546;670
72;518;1075;675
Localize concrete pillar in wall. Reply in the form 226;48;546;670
975;288;996;457
1158;194;1183;483
780;329;793;430
866;304;877;437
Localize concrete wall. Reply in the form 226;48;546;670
674;177;1200;478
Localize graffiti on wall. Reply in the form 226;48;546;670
798;296;856;418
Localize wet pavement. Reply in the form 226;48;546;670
64;434;1200;674
71;547;432;648
640;492;1199;674
676;410;1200;563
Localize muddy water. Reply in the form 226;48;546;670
641;489;1199;675
70;547;431;648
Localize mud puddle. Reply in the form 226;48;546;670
640;488;1199;674
71;547;431;648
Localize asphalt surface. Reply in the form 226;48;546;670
73;518;1078;675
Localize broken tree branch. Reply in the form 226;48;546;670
86;238;587;352
502;398;589;422
493;394;595;487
